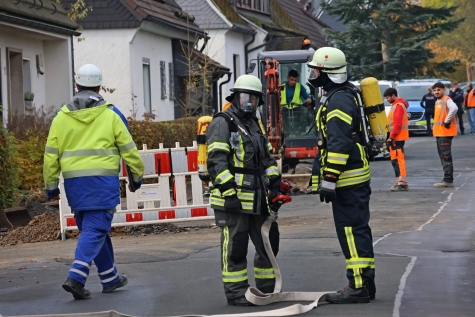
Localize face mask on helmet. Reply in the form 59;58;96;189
308;68;331;88
237;92;260;114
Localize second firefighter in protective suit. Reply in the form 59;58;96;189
206;75;282;306
308;47;376;304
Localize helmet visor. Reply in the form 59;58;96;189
238;93;260;113
308;68;320;81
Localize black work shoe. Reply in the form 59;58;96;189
102;275;128;293
227;297;255;306
326;286;370;304
62;278;91;300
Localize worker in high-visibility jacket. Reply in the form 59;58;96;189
280;69;312;108
464;83;475;134
308;47;375;304
383;88;409;192
206;74;282;306
43;64;144;300
432;82;458;188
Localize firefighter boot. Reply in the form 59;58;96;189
326;286;370;304
102;275;128;293
62;277;92;300
227;297;255;306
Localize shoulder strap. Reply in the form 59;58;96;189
213;111;238;133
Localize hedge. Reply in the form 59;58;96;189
0;124;19;208
9;112;199;191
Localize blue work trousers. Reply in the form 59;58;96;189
67;210;119;287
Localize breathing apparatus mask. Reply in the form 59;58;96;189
307;67;348;89
233;92;261;119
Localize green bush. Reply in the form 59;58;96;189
128;117;197;149
0;123;20;208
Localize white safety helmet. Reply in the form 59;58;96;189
231;74;263;95
231;75;263;115
308;47;348;84
75;64;103;87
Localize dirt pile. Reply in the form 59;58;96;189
0;211;79;246
1;211;214;247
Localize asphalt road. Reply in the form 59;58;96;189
1;132;475;317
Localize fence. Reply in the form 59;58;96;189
59;142;214;240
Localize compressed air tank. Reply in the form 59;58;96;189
359;77;389;142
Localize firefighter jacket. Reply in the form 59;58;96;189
313;83;370;189
43;90;144;211
206;106;280;214
388;98;409;141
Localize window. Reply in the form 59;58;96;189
23;59;31;95
142;58;151;113
236;0;269;14
233;54;240;82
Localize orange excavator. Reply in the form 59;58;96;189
254;49;318;174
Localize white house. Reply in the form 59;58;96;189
0;0;79;126
175;0;328;109
61;0;228;121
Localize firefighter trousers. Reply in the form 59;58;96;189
332;182;375;290
214;210;279;300
390;141;407;184
436;136;454;183
68;210;119;287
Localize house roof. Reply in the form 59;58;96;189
175;0;228;29
60;0;204;36
0;0;79;35
305;0;348;33
172;39;230;80
237;0;302;35
207;0;254;33
277;0;328;48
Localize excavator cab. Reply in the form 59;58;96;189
255;50;318;173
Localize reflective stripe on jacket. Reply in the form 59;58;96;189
280;82;302;107
433;96;457;137
388;102;409;141
206;106;280;214
315;83;370;189
44;93;144;211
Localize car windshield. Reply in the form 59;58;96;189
379;85;391;106
397;85;429;101
279;62;315;139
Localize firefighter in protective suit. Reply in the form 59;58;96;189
308;47;376;304
206;74;282;306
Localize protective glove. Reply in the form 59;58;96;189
224;195;242;213
129;180;143;192
267;210;278;222
268;176;282;199
320;174;337;203
443;122;451;129
386;137;394;149
46;188;60;201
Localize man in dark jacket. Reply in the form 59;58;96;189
308;47;375;304
449;81;465;135
206;74;282;306
421;87;436;135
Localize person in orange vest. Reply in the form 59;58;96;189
432;82;458;188
383;88;409;191
464;83;475;134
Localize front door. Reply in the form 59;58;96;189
6;47;24;119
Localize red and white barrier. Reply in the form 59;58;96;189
59;142;213;240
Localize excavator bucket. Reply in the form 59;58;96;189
1;207;32;228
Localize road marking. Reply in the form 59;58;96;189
393;256;417;317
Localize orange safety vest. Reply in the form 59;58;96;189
387;102;409;141
467;90;475;108
433;96;457;137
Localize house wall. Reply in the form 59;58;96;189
205;29;250;108
0;26;73;122
73;29;135;118
246;28;267;77
129;29;175;121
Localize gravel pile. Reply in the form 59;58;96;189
1;211;214;247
